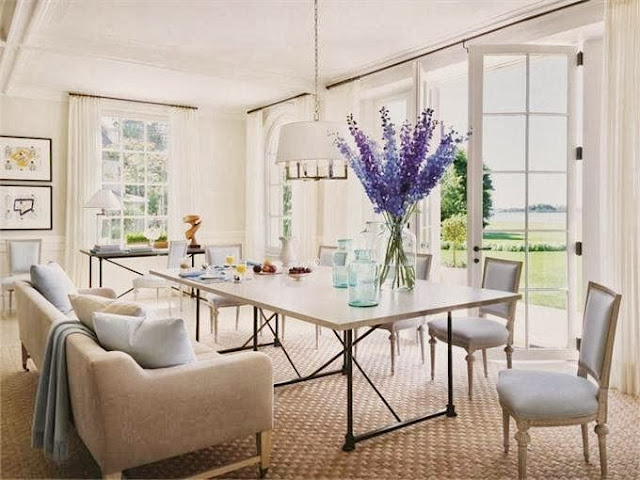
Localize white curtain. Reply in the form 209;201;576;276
600;0;640;396
168;108;200;240
64;96;101;286
245;110;266;260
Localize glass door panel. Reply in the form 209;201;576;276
470;46;576;352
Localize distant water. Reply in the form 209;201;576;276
490;211;566;225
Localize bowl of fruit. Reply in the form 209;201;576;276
253;259;280;275
288;266;313;280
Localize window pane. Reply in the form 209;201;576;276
530;55;568;114
528;232;567;288
124;217;145;237
147;154;168;183
122;120;144;150
528;174;566;230
483;55;526;113
148;217;168;234
123;153;145;183
482;115;525;171
147;186;168;216
102;151;121;182
528;290;568;349
269;185;281;216
101;117;120;148
529;115;567;172
146;122;168;151
124;185;145;215
484;173;525;231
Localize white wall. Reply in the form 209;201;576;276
0;96;68;271
0;96;246;289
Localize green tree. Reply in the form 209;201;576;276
440;149;494;227
441;214;467;267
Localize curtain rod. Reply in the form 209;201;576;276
68;92;198;110
324;0;591;90
246;92;312;114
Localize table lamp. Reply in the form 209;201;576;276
85;188;122;246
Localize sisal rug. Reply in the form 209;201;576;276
2;303;639;479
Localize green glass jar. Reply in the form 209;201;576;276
332;238;353;288
348;249;379;307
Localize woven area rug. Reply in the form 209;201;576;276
2;303;639;479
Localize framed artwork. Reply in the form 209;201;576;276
0;135;52;182
0;184;52;231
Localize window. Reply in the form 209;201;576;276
100;115;169;244
266;135;292;253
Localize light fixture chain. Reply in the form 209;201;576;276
314;0;320;121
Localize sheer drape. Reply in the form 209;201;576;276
601;0;640;396
64;96;101;285
168;108;200;240
245;111;266;260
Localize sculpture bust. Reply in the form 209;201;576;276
183;214;202;249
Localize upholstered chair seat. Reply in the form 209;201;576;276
2;239;42;313
1;273;30;288
132;275;168;289
428;317;509;350
497;370;599;419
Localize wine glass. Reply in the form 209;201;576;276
225;254;235;267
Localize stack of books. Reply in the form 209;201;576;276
90;244;123;254
127;244;153;253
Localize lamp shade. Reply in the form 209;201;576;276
85;188;121;210
276;120;348;163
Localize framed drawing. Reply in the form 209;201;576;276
0;135;52;182
0;184;52;231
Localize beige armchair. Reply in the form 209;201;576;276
497;282;622;479
428;257;522;398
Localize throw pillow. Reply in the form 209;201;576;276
30;262;78;313
69;294;146;330
93;313;196;369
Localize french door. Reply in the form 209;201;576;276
468;45;579;355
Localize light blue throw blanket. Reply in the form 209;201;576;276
31;320;96;462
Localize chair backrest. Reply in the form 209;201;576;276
7;239;42;274
416;253;433;281
167;241;188;269
205;244;243;266
318;245;337;267
578;282;622;388
479;257;523;320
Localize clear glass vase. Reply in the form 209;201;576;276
332;238;353;288
348;249;380;307
381;222;417;290
358;221;386;266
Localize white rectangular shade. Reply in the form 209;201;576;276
276;121;348;163
85;188;121;210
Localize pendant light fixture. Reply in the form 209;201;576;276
275;0;348;180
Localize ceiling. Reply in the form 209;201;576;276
0;0;596;112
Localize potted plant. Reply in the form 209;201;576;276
153;234;168;249
125;233;150;247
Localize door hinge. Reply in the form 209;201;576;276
575;241;583;256
577;51;584;66
576;146;583;160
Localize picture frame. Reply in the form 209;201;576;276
0;184;53;231
0;135;52;182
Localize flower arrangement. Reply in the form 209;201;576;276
335;107;464;289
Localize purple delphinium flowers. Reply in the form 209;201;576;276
335;107;464;222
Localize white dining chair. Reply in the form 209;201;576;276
428;257;523;398
376;253;433;374
497;282;622;479
2;239;42;314
204;243;246;342
132;240;187;313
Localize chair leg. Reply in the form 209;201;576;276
102;472;122;480
156;288;160;304
315;325;320;350
581;423;590;463
429;334;436;380
482;349;488;378
21;342;29;371
389;331;396;375
465;350;475;400
354;328;358;356
257;430;272;477
9;290;13;312
515;420;531;480
505;343;513;369
418;326;426;364
595;422;609;478
235;306;240;330
502;408;510;453
2;288;5;315
133;288;138;301
281;315;286;340
210;305;219;343
396;331;401;357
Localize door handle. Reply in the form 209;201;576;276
473;246;480;252
474;258;480;263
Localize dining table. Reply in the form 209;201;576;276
150;266;521;451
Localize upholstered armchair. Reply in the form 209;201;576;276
428;257;522;398
497;282;622;479
2;239;42;314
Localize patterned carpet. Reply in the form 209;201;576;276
2;301;640;479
